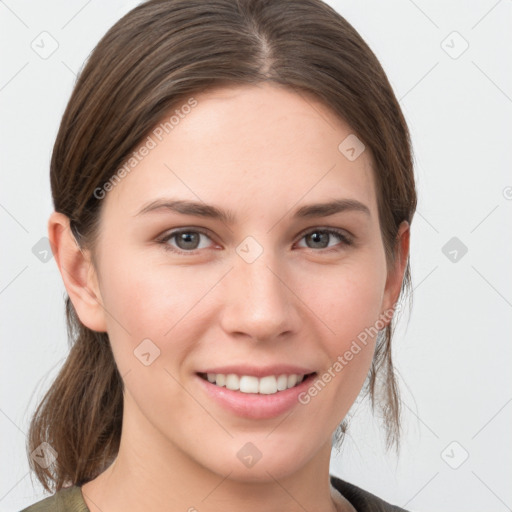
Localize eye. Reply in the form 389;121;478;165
157;227;353;255
158;228;216;254
296;228;353;252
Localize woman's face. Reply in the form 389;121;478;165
84;83;406;481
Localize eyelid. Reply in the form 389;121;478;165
156;227;217;251
157;225;354;254
296;225;353;243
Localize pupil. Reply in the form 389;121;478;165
179;232;199;249
309;231;327;248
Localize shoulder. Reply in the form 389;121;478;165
19;485;89;512
20;478;407;512
330;475;410;512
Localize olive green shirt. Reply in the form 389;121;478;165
20;475;409;511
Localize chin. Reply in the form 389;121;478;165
193;435;319;483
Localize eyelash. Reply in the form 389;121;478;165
157;227;353;255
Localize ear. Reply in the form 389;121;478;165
380;220;410;325
48;212;107;332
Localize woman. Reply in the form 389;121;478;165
22;0;416;510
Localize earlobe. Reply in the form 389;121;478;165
381;220;410;325
48;212;107;332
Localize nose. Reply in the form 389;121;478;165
218;246;301;343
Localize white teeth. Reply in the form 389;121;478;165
203;372;308;394
259;375;277;394
225;374;239;391
276;374;288;391
240;375;259;393
287;374;297;388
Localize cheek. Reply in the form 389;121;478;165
96;262;203;416
300;255;387;353
96;259;175;366
292;267;386;440
97;255;224;380
100;244;387;362
100;255;206;336
294;258;387;424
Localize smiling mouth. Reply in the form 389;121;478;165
197;372;317;395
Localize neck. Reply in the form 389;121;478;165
81;395;353;512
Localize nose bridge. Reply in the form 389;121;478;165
221;235;297;340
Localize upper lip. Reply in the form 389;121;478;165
196;364;316;378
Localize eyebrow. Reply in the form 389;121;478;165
136;197;371;224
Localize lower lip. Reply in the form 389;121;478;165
196;373;316;420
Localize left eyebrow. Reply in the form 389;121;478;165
135;197;371;224
293;198;371;218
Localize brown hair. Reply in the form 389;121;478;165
27;0;416;492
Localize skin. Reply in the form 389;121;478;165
49;82;409;512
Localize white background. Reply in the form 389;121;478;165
1;1;511;511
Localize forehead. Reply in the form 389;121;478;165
102;82;377;222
